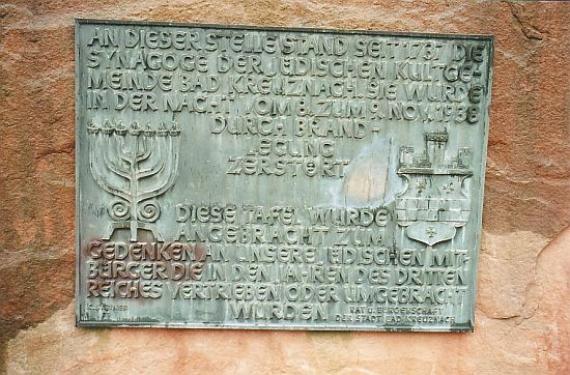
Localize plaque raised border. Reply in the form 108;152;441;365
75;19;493;332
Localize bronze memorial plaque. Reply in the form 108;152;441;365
76;20;493;331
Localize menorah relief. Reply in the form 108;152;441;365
87;119;180;241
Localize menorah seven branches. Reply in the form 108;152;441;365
87;119;180;242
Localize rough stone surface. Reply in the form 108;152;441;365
1;0;569;374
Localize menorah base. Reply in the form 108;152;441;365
102;221;164;242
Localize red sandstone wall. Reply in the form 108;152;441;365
1;1;569;374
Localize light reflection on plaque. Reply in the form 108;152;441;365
76;20;493;331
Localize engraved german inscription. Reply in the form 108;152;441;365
76;20;493;331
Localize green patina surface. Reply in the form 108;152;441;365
75;20;493;332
